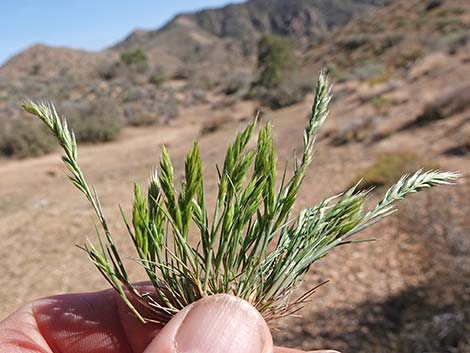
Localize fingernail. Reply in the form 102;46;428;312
175;294;267;353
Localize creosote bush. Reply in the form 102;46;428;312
21;71;459;325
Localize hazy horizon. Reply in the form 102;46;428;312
1;0;245;66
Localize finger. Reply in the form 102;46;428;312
144;294;273;353
0;288;162;353
274;349;341;353
0;302;53;353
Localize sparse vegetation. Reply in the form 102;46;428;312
256;34;296;88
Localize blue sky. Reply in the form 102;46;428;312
1;0;245;65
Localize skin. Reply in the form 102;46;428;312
0;288;338;353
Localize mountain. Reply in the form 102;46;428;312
2;0;394;83
0;0;396;140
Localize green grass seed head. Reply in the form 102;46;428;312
21;71;460;324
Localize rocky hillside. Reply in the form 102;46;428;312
300;0;469;81
0;0;393;134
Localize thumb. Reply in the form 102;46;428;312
144;294;273;353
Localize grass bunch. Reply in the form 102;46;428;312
21;71;460;324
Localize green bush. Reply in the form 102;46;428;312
0;118;56;158
256;34;296;88
354;152;439;190
61;99;124;143
253;34;306;109
120;49;148;73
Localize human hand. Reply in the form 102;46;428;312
0;288;339;353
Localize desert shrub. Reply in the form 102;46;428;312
124;101;178;126
125;108;160;126
436;31;469;53
253;35;306;109
122;87;143;103
61;99;124;143
411;85;470;127
256;34;296;89
369;96;391;113
256;81;306;110
171;68;191;80
200;115;233;135
374;34;404;55
97;60;119;80
120;49;148;73
436;17;463;34
394;43;424;68
367;71;391;86
354;152;439;190
0;118;56;158
221;74;253;97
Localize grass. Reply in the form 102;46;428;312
21;71;460;324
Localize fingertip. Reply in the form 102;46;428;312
145;294;273;353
